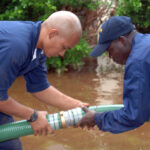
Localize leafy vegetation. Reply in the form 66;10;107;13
51;0;99;11
116;0;150;33
0;0;56;21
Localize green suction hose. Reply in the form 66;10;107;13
0;104;123;142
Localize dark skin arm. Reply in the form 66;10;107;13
78;106;97;129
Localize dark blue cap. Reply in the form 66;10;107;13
90;16;135;57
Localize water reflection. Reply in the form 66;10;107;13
95;72;123;105
8;71;150;150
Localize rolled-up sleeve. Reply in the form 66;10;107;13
94;60;150;133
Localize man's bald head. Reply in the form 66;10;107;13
43;11;82;39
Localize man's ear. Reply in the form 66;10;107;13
119;36;127;44
48;29;58;39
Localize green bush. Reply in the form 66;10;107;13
46;37;91;74
51;0;99;11
115;0;150;33
0;0;56;21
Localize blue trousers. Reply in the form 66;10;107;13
0;113;22;150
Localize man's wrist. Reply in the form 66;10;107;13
94;112;103;129
27;110;38;122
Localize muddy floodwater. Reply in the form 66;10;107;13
9;70;150;150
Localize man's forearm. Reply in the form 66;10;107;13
0;97;34;120
32;86;84;110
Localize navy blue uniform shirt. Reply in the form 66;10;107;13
0;21;50;101
94;33;150;133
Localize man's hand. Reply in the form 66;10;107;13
78;106;96;129
78;102;89;108
30;111;53;136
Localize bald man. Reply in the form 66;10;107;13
0;11;88;150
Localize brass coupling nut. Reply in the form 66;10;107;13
60;111;67;128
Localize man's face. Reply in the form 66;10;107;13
42;31;80;58
106;37;131;65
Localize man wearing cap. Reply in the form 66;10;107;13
79;16;150;133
